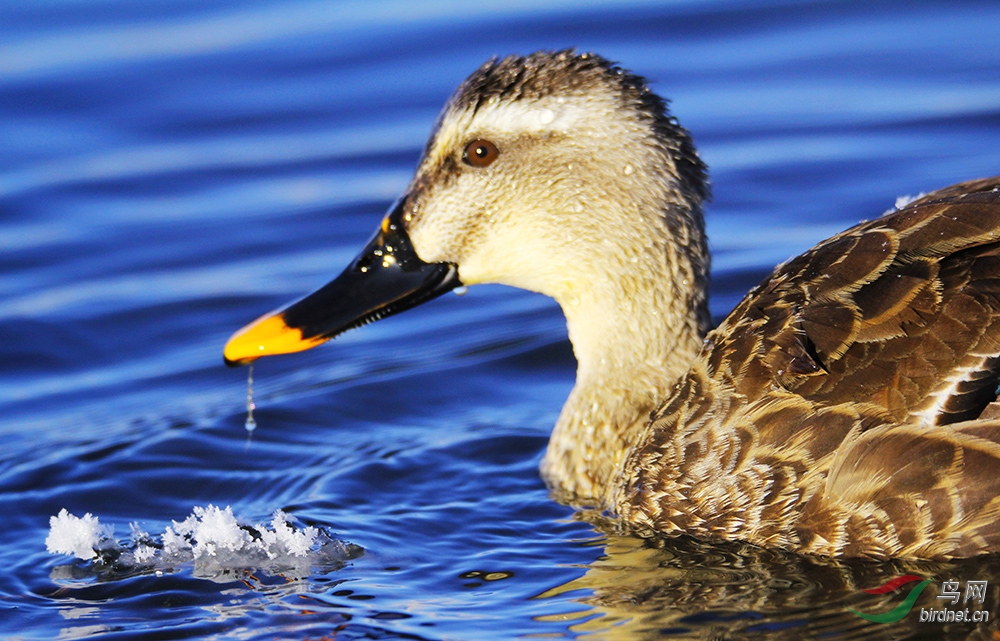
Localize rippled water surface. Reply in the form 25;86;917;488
3;1;1000;639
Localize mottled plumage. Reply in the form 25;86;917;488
618;178;1000;559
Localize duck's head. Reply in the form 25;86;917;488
224;50;709;369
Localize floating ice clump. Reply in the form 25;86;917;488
46;509;114;560
165;505;316;559
47;505;359;582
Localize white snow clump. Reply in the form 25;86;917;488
46;509;114;560
45;505;354;581
894;192;927;210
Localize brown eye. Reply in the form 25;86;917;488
463;139;499;168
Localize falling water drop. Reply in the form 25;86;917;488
245;364;257;433
454;286;468;296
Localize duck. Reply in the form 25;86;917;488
224;50;1000;560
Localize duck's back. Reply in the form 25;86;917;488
617;176;1000;559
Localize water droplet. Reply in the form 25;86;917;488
454;286;468;296
623;164;634;176
245;364;257;433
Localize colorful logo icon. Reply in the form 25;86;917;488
847;575;932;623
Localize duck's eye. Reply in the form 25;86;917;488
463;139;499;168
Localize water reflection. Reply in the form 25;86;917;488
45;548;365;641
538;525;1000;640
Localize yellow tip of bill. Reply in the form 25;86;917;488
223;313;326;365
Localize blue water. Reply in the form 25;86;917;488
3;1;1000;638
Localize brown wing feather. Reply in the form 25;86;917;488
806;421;1000;558
710;176;1000;426
620;176;1000;558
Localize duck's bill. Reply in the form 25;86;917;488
223;202;461;367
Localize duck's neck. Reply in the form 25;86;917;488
540;202;711;506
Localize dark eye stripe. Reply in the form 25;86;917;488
463;139;499;168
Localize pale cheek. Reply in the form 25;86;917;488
452;251;502;286
407;195;470;265
444;228;523;284
408;223;447;265
458;237;579;302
